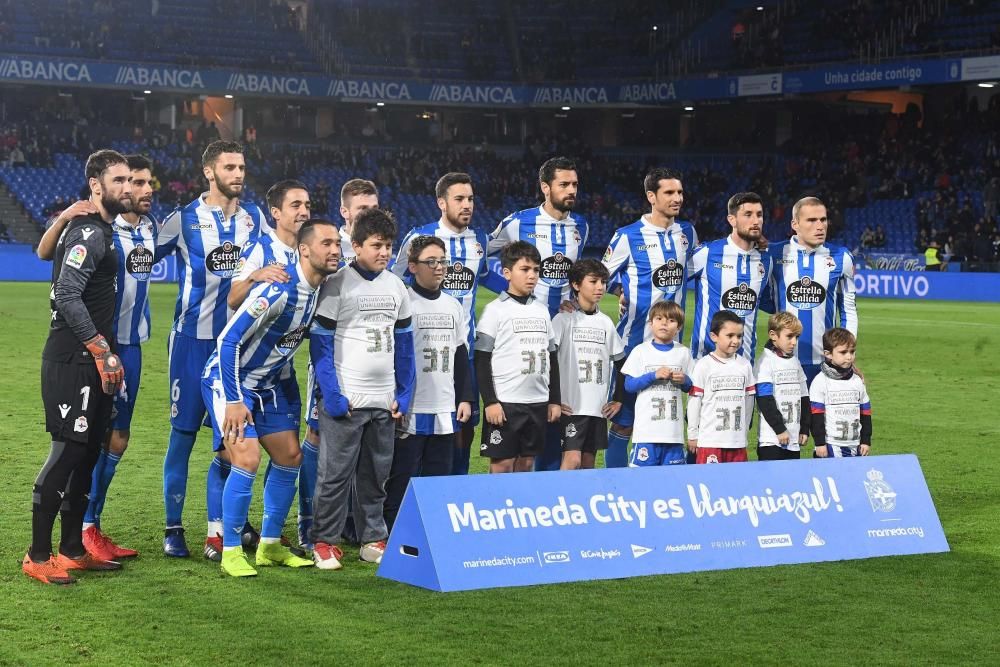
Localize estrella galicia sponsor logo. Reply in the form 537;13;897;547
580;548;621;560
652;259;684;294
126;246;154;280
542;551;570;564
443;261;475;295
277;325;307;352
540;252;573;285
786;275;826;309
757;534;793;549
864;468;897;512
205;241;242;277
722;282;757;316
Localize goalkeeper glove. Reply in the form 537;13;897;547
84;334;124;395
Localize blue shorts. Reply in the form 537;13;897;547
202;372;302;452
111;343;143;431
168;330;217;432
611;391;637;428
629;442;686;467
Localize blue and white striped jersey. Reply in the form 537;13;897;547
763;238;858;367
603;216;698;351
155;194;267;339
488;206;590;317
111;214;157;345
687;236;773;363
203;261;319;402
235;230;297;280
393;220;490;347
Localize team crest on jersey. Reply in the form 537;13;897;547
247;297;270;318
706;454;719;464
73;416;88;433
636;446;649;462
65;244;88;269
474;242;484;257
826;256;836;268
758;262;766;276
572;229;582;244
127;246;154;280
489;430;503;445
679;235;689;249
205;241;243;277
443;260;475;295
864;469;897;512
565;423;578;438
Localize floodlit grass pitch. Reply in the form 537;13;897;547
0;282;997;664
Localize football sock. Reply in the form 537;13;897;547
30;440;86;562
262;463;299;540
84;450;121;528
59;445;100;558
222;466;256;549
206;455;231;537
83;449;108;527
605;429;630;469
163;428;197;527
297;440;318;541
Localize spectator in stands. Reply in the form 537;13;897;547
860;225;876;250
984;176;999;224
873;225;887;248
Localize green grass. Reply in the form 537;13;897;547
1;283;998;665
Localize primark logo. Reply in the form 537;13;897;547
115;65;204;89
429;84;516;104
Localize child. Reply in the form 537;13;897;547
809;327;872;458
309;208;416;569
475;241;561;473
383;236;473;531
621;300;693;467
755;312;811;460
687;310;756;463
551;259;625;470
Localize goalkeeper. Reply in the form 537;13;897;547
23;150;129;584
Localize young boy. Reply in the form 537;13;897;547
809;327;872;458
475;241;561;473
687;310;756;463
309;208;416;569
755;312;811;460
383;236;473;531
621;300;693;467
551;259;625;470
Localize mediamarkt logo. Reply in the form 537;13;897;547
430;84;516;104
0;57;91;82
116;66;203;88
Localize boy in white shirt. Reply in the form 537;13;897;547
687;310;756;464
755;312;811;460
809;327;872;458
475;241;561;473
551;259;625;470
383;236;473;530
621;301;693;467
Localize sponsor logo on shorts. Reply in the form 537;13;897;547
58;403;71;418
757;534;793;549
542;551;570;564
65;244;88;269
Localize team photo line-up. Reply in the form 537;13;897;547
24;138;865;584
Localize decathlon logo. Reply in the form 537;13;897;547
757;534;793;549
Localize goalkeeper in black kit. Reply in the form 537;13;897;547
23;150;130;585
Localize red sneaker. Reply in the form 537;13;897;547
203;534;223;562
103;533;139;559
82;526;116;562
54;551;122;572
22;553;76;585
313;541;344;570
